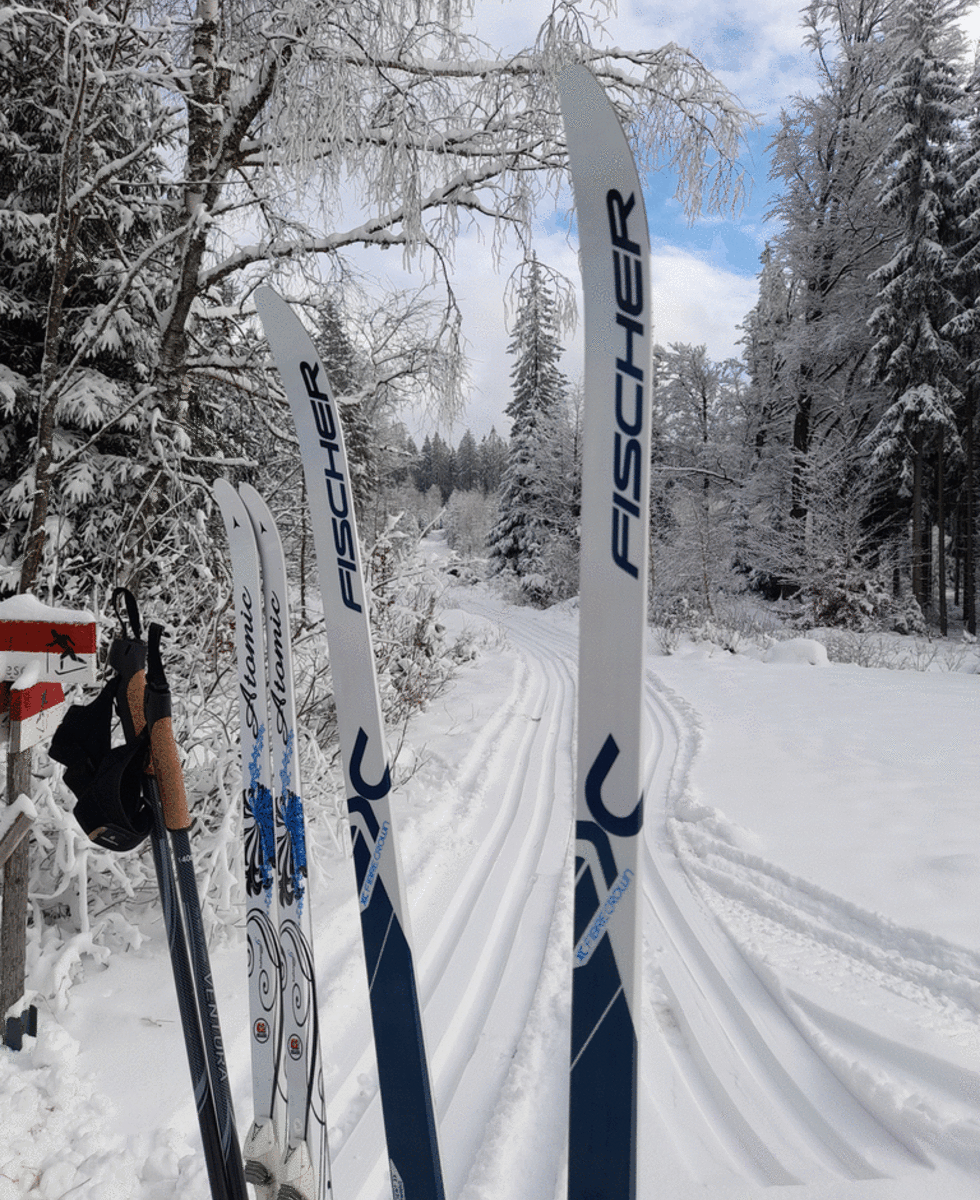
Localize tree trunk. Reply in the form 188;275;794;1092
911;429;925;612
953;499;961;609
966;395;977;635
790;394;812;521
937;438;947;636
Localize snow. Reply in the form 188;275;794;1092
2;555;979;1198
0;594;96;625
0;792;37;842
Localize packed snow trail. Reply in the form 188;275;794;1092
4;571;979;1199
403;581;980;1200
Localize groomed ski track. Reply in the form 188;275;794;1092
309;573;980;1200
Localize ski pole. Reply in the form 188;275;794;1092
144;621;250;1200
109;592;246;1200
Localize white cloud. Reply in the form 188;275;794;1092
444;227;759;442
651;246;758;359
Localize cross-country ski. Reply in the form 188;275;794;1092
215;478;289;1198
216;479;331;1200
255;286;446;1200
558;62;654;1200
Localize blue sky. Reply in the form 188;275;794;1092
439;0;823;438
362;1;980;439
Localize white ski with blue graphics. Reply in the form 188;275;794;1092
215;478;286;1198
215;480;332;1200
240;483;331;1200
559;63;654;1200
255;286;445;1200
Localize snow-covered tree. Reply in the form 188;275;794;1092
2;0;753;606
489;255;576;599
0;0;176;601
478;428;509;494
764;0;899;526
650;344;749;611
948;59;980;634
868;0;970;621
455;429;481;493
741;247;794;462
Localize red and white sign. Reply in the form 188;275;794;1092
0;596;97;686
1;679;66;753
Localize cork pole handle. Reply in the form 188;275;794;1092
126;671;147;738
151;717;191;832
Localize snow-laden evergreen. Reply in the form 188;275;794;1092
489;256;578;603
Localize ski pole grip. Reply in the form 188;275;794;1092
151;717;191;832
145;622;191;832
126;671;147;738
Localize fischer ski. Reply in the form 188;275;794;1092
255;286;446;1200
558;64;654;1200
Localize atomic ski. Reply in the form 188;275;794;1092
255;286;446;1200
215;478;286;1198
239;482;331;1200
558;64;654;1200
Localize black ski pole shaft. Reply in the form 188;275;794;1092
145;624;249;1200
147;794;235;1200
110;619;238;1200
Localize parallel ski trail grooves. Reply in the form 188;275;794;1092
325;597;576;1200
642;674;980;1190
320;587;978;1198
425;610;575;1196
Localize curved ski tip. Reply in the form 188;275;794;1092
239;481;273;523
558;61;602;110
213;476;250;530
255;285;288;326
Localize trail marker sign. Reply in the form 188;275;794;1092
1;679;66;753
1;596;96;1050
0;596;97;688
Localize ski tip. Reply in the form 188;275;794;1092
238;481;273;526
557;62;601;114
213;476;251;533
255;285;290;332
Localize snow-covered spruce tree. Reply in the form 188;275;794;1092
867;0;970;628
455;429;481;493
479;428;509;494
949;58;980;635
741;246;794;467
0;0;176;603
489;255;577;603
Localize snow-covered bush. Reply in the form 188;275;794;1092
794;561;927;634
367;518;474;726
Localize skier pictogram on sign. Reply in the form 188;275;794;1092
0;595;97;687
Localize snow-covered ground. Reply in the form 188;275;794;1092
2;552;979;1199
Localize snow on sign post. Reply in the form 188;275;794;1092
1;596;96;1049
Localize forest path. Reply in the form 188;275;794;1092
321;580;979;1200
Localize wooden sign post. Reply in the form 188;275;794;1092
1;597;95;1049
